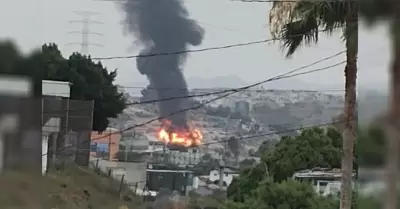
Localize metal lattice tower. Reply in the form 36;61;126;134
68;11;104;54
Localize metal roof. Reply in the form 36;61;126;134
293;168;356;178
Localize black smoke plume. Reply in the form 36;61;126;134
121;0;204;130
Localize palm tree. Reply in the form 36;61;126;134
359;1;400;208
269;1;358;209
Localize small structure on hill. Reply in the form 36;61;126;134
292;167;356;196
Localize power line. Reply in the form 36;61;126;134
40;84;345;92
229;0;355;2
40;55;349;160
43;55;346;116
92;39;272;60
41;54;347;161
67;11;104;54
42;119;351;156
121;87;345;92
95;0;356;2
91;25;347;60
198;119;353;146
42;51;345;114
90;59;346;140
126;61;345;105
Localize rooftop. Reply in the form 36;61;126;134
293;168;356;178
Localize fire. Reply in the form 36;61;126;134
156;121;202;147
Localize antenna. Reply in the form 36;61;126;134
67;11;104;54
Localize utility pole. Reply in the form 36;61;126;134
124;132;135;162
68;11;104;55
218;139;228;189
219;158;225;188
108;128;112;161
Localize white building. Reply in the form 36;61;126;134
293;168;356;196
208;168;239;187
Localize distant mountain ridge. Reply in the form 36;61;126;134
186;76;249;88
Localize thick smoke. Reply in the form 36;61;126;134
122;0;204;130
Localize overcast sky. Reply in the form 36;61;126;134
0;0;391;92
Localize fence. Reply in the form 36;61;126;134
42;97;94;169
89;158;145;201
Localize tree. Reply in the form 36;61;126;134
359;1;400;208
226;126;390;209
0;42;126;166
0;42;126;132
0;41;23;74
224;179;337;209
256;138;278;157
269;1;358;208
227;127;345;202
227;163;267;202
264;127;343;182
66;52;127;131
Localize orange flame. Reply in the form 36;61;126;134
156;121;202;147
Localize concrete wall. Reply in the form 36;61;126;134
89;157;147;193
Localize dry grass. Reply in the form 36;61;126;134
0;166;143;209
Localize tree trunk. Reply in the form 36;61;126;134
340;1;358;209
384;15;400;209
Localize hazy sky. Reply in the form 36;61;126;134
0;0;391;91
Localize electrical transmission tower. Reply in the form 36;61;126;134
68;11;104;54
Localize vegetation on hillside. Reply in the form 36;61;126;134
223;124;387;209
269;0;359;208
0;166;141;209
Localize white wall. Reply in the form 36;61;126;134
41;118;60;175
208;169;238;186
42;80;70;98
42;80;70;175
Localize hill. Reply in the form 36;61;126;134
0;166;142;209
110;88;344;158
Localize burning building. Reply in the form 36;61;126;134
157;120;202;148
121;0;204;148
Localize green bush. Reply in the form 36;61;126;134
223;179;337;209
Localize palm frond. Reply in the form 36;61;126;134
272;0;352;56
281;17;318;57
293;1;346;33
269;0;298;38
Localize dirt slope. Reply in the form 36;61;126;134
0;166;143;209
